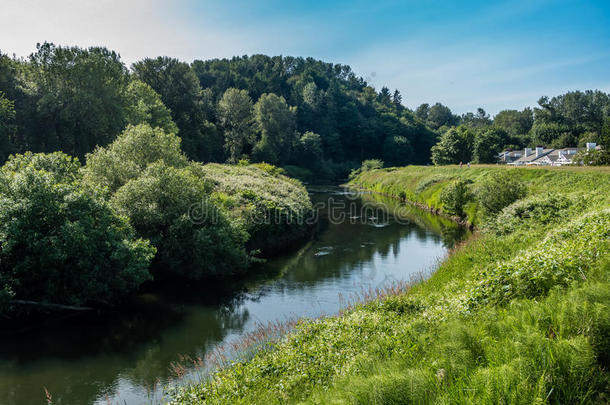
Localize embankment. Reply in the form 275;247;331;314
170;165;610;404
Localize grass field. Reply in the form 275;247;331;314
169;165;610;404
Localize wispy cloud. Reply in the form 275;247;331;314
1;0;608;114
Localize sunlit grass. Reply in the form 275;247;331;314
168;166;610;404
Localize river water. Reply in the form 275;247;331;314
0;187;468;404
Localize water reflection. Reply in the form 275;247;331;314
0;187;468;405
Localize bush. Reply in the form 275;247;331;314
111;162;249;279
82;124;189;193
349;159;384;179
488;194;575;235
469;209;610;308
0;153;155;311
476;173;526;216
440;179;472;217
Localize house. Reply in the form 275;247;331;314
497;150;523;163
505;143;599;166
509;147;553;166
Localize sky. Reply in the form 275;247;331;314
1;0;609;115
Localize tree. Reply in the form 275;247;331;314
24;42;130;157
124;80;178;134
494;108;533;135
0;91;15;162
132;57;207;160
0;152;155;311
473;128;508;163
440;179;472;217
217;88;254;163
82;124;189;193
252;93;297;165
111;162;249;279
461;108;492;128
392;89;403;110
427;102;457;129
415;103;430;122
383;135;413;167
431;127;472;165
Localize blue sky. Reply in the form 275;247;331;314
2;0;609;114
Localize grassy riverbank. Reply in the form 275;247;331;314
169;165;609;404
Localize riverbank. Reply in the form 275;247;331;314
170;165;610;404
0;127;314;318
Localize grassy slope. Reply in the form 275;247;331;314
169;165;610;404
201;163;313;252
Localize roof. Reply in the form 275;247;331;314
511;148;554;164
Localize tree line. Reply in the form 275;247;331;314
0;43;439;181
425;92;610;165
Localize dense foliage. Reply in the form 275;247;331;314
83;124;311;279
171;166;610;404
0;152;155;312
0;44;438;180
0;124;312;315
429;91;610;165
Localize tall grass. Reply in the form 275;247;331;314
168;165;610;404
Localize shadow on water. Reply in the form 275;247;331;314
0;186;469;405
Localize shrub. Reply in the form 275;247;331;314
0;153;155;311
82;124;189;193
476;173;526;216
469;209;610;308
487;194;575;235
440;179;472;217
111;162;249;279
349;159;384;179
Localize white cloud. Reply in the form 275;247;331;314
0;0;253;64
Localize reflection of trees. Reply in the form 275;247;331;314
359;192;469;247
262;190;469;289
0;286;251;405
0;187;470;405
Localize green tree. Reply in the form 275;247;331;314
82;124;189;193
24;43;130;157
383;135;413;167
440;179;472;217
252;93;297;165
218;88;254;163
111;162;248;279
494;108;534;135
0;152;154;311
431;127;472;165
473;128;508;163
125;80;178;134
0;91;15;162
477;173;527;215
132;57;207;160
415;103;429;122
427;102;457;129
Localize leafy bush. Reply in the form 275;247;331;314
200;163;313;250
487;193;575;235
82;124;189;193
469;209;610;308
0;153;155;310
111;162;249;279
476;173;526;216
440;179;472;217
349;159;384;179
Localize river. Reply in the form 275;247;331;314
0;187;468;405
